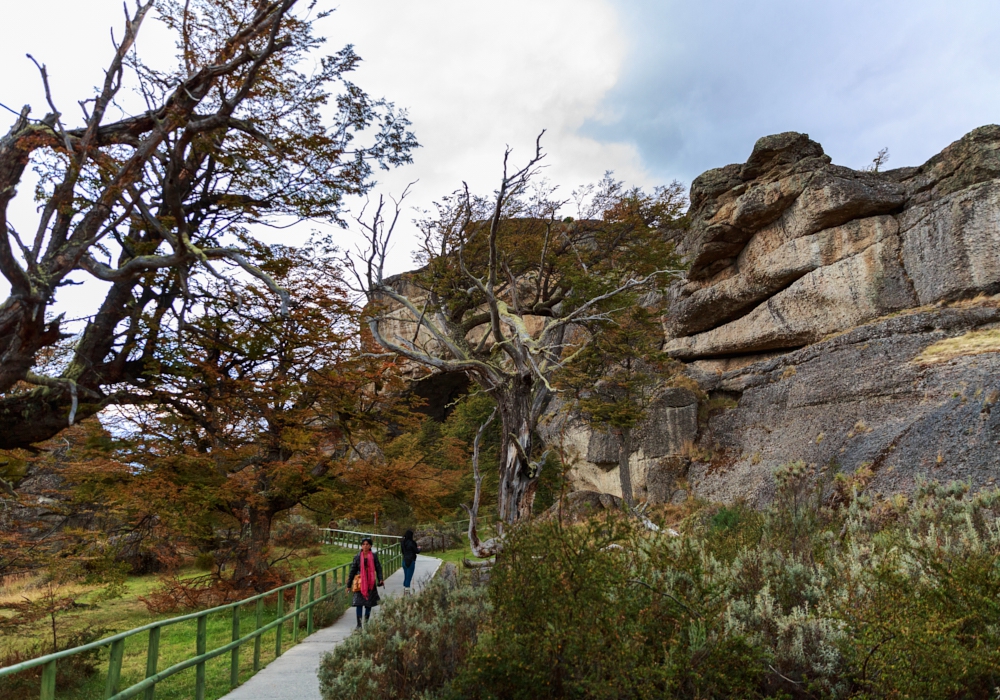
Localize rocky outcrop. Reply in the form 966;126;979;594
381;126;1000;508
538;389;698;502
689;304;1000;505
665;126;1000;361
557;126;1000;505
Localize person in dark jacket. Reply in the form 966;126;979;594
347;538;383;628
401;530;421;594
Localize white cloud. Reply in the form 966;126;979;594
312;0;644;273
1;0;641;298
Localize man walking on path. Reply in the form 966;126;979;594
401;530;421;594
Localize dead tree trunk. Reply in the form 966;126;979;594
615;427;635;507
462;408;502;557
496;379;538;524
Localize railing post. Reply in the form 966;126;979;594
275;590;284;658
40;659;56;700
307;577;315;636
144;626;160;700
292;583;302;643
253;598;263;672
105;638;125;699
321;571;327;599
195;614;207;700
230;605;241;688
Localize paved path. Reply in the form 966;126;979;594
220;554;442;700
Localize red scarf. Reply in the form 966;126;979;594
359;550;376;599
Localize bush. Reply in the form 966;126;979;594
0;627;110;695
318;577;489;700
194;552;215;571
441;477;1000;699
319;476;1000;698
448;517;766;700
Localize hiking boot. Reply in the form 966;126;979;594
356;619;362;629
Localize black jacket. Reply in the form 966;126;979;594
347;551;383;607
401;538;421;565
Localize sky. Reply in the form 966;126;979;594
2;0;999;314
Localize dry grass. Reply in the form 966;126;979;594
914;328;1000;365
0;575;94;607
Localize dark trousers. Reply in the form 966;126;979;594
356;605;371;621
403;560;416;587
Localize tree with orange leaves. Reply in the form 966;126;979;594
100;245;415;589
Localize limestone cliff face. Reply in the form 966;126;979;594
384;126;1000;506
626;125;1000;505
667;126;1000;361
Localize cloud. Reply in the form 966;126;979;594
314;0;644;273
6;0;995;294
590;0;1000;183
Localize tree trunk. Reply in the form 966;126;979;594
496;382;537;524
233;506;273;590
616;427;635;507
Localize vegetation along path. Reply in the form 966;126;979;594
219;554;442;700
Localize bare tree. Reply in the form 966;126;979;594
349;139;686;530
0;0;416;449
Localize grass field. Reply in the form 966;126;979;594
0;547;358;700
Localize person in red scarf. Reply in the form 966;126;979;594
347;538;384;628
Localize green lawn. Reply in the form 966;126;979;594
0;546;360;700
431;544;476;566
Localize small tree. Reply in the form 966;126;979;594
556;300;677;506
0;587;77;654
350;141;686;528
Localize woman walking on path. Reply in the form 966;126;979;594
347;538;383;628
401;530;421;594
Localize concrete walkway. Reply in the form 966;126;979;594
220;554;442;700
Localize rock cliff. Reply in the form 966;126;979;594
384;126;1000;507
569;125;1000;505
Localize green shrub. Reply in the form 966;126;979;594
318;577;489;700
446;517;766;700
831;479;1000;698
330;477;1000;699
194;552;215;571
443;478;1000;699
709;505;742;532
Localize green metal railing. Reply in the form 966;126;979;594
319;528;401;549
0;536;401;700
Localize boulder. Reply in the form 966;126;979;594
538;389;698;504
667;230;916;358
667;126;1000;361
414;528;458;552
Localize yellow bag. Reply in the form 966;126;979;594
351;577;362;593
